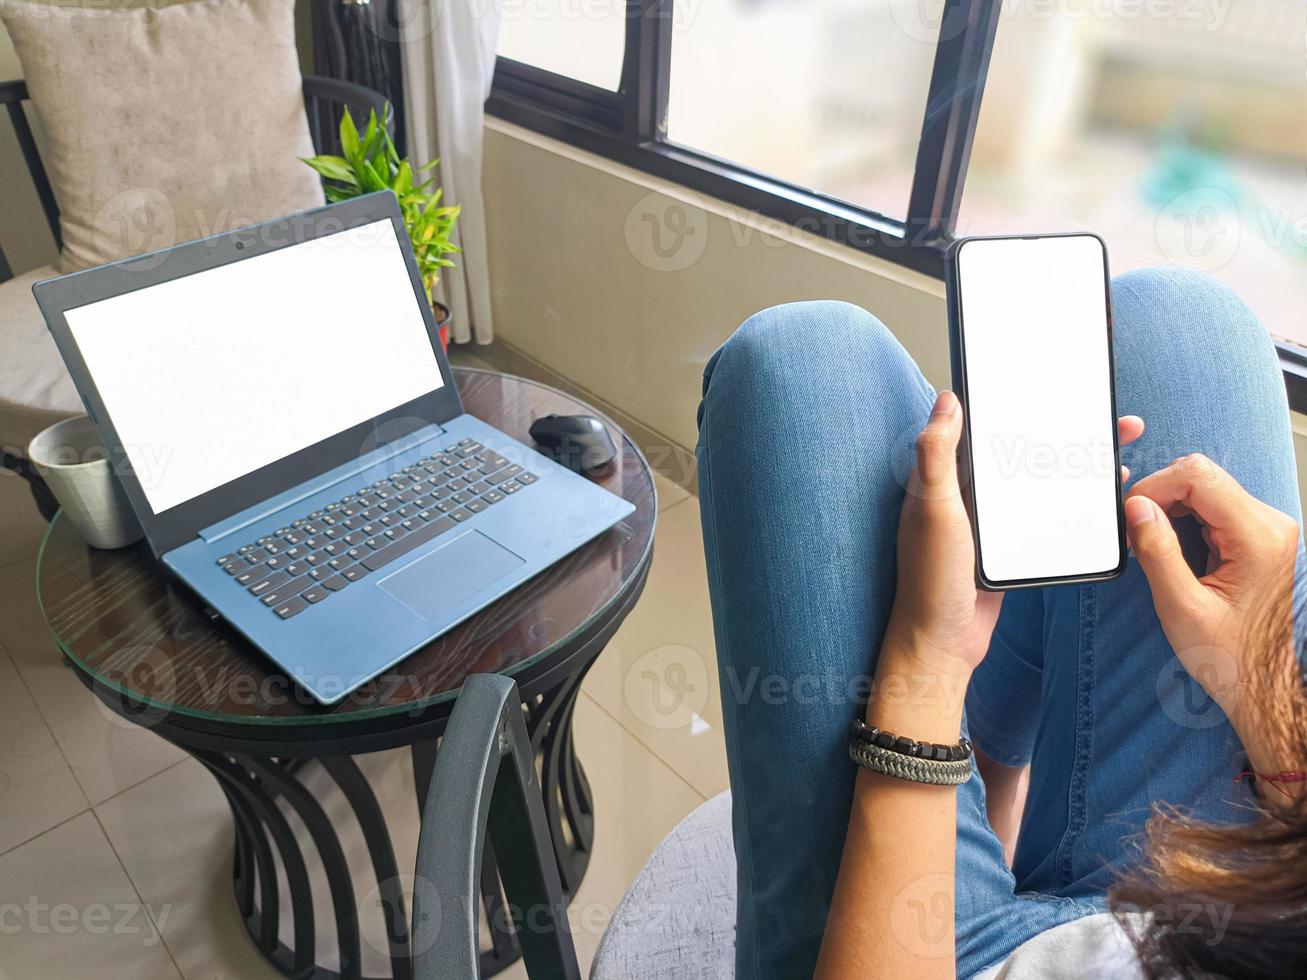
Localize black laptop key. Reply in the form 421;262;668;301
302;586;329;604
487;465;522;485
469;482;490;495
344;531;366;546
273;596;309;620
328;555;353;571
223;558;251;575
250;570;291;596
449;508;473;522
218;553;240;567
246;548;271;562
452;490;472;504
284;562;308;577
482;490;504;505
323;575;351;592
517;471;538;485
342;565;369;582
310;567;331;581
260;575;311;606
500;480;522;494
360;516;457;572
465;499;487;513
234;567;267;587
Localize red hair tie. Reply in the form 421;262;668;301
1235;769;1307;800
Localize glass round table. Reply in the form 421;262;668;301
36;368;657;979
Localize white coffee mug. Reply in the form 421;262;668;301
27;416;144;550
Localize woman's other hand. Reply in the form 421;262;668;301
1125;453;1300;729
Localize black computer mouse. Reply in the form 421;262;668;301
529;414;617;473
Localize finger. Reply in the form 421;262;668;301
1121;464;1130;484
1125;495;1207;630
1127;453;1255;532
1117;415;1144;447
913;391;962;493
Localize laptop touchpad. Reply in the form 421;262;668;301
378;531;525;621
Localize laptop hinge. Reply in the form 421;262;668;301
197;422;446;544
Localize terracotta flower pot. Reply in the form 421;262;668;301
432;300;452;351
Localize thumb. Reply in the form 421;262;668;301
1125;495;1205;629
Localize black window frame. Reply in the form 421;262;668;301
487;0;1307;411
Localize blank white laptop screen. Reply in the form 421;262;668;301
955;235;1119;584
64;219;444;515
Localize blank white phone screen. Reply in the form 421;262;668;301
63;219;444;515
955;235;1120;584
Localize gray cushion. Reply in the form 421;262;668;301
0;0;324;273
592;791;736;980
0;265;82;453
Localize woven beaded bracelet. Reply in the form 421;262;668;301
850;718;973;764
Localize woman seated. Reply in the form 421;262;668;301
695;268;1306;979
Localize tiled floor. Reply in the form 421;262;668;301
0;384;723;979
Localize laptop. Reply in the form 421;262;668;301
33;192;636;705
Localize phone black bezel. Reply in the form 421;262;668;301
945;232;1127;592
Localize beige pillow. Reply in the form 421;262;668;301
0;0;325;272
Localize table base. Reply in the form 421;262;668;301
180;667;596;980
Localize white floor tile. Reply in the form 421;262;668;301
0;811;181;979
0;646;87;855
95;759;282;980
583;498;730;800
0;471;48;568
0;557;185;805
652;470;691;512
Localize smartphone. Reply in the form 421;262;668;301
945;233;1125;590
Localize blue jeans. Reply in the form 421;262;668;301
695;269;1302;979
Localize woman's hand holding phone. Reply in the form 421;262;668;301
881;394;1146;686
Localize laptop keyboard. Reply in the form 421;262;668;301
213;438;539;620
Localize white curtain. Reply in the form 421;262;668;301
399;0;502;344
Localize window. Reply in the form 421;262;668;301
958;1;1307;348
666;1;943;221
488;0;1306;402
498;0;626;91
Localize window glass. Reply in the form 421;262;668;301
959;0;1307;345
497;0;626;91
666;0;945;220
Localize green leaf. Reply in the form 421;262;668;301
301;155;359;184
324;184;358;203
394;160;413;195
339;109;362;164
360;158;388;193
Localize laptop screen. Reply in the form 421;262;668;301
63;219;445;515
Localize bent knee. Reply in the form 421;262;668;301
1112;267;1273;362
709;300;900;387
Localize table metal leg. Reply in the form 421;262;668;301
174;658;600;980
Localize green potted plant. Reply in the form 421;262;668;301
302;108;461;347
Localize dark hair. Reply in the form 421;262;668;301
1109;587;1307;978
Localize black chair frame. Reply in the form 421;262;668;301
415;673;582;980
0;74;390;518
